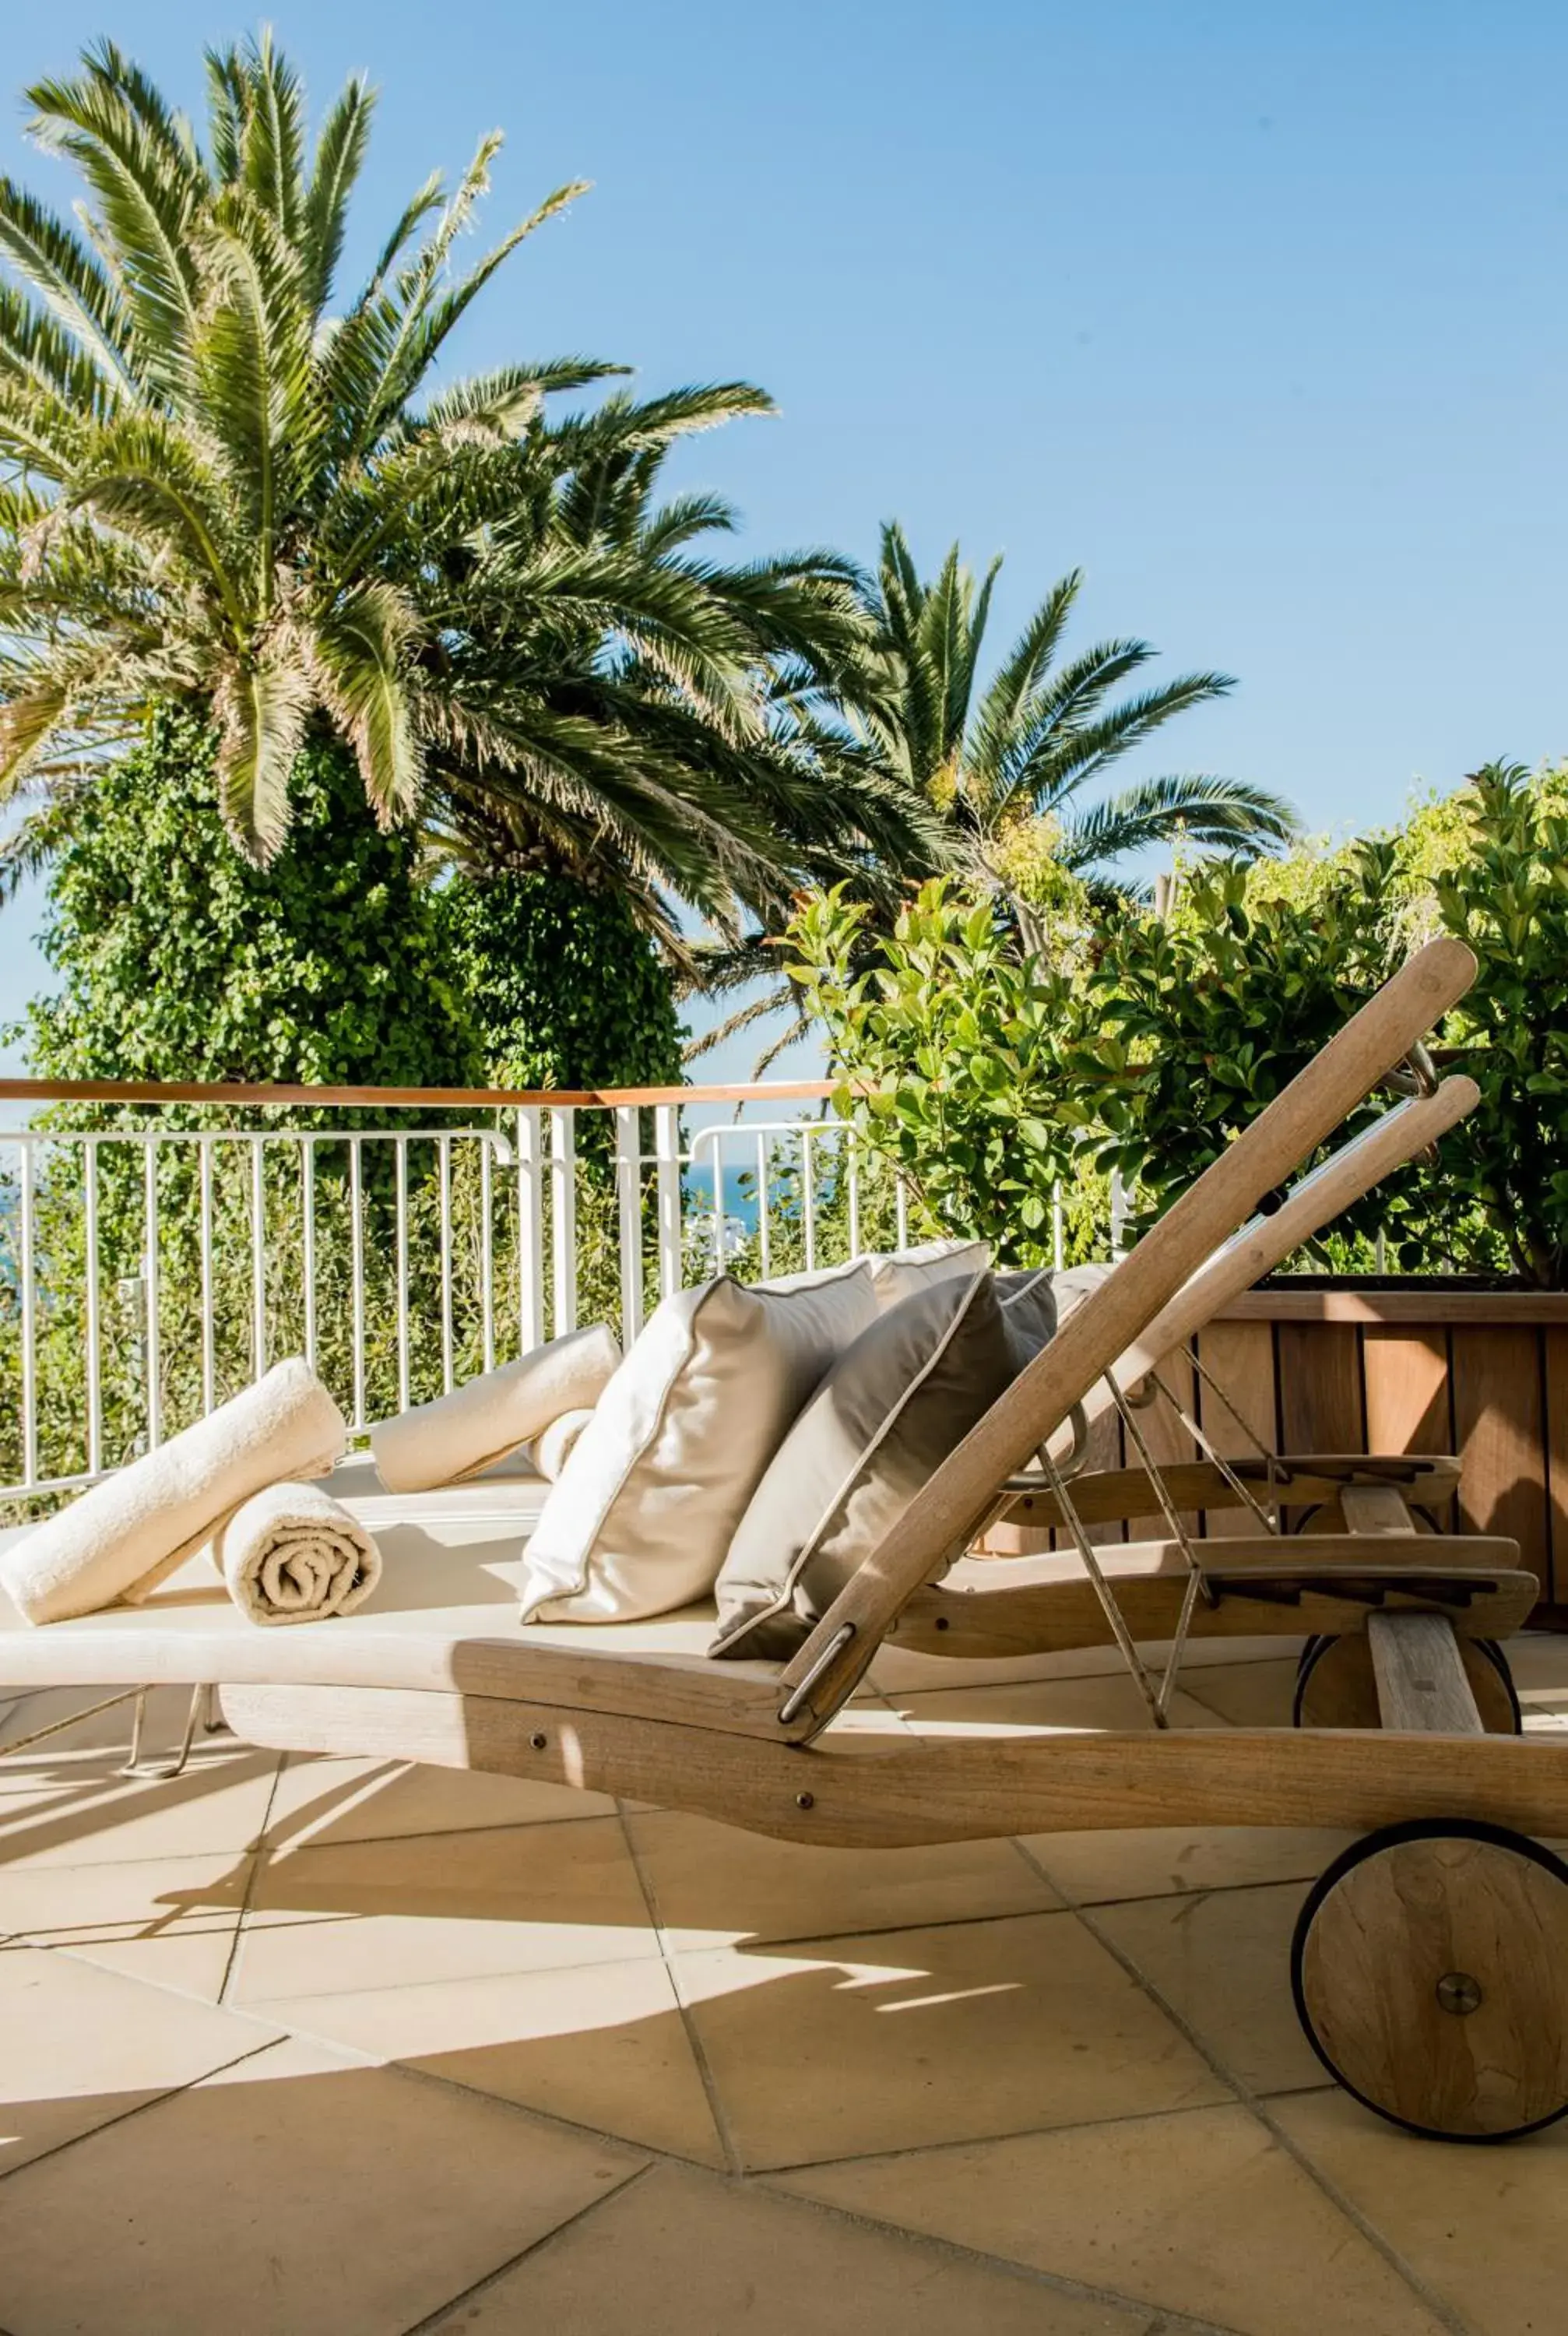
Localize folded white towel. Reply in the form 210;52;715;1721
531;1407;596;1483
370;1325;621;1493
0;1358;346;1626
213;1481;381;1627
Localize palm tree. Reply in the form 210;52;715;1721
690;521;1296;1067
841;521;1296;907
0;35;926;931
422;426;940;965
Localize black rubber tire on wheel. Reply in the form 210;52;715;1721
1291;1818;1568;2141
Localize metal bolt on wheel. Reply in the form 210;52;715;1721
1291;1818;1568;2141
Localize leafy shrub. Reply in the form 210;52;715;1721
19;707;482;1092
790;763;1568;1287
443;871;685;1096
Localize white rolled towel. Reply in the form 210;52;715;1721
531;1407;596;1483
213;1482;381;1627
0;1358;347;1627
370;1325;621;1493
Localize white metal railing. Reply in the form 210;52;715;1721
0;1079;1097;1505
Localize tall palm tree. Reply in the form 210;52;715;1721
841;521;1296;903
691;520;1296;1066
0;35;926;928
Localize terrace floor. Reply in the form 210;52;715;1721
2;1640;1567;2336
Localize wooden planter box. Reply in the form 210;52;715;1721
981;1285;1568;1620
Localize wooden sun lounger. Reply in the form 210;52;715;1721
7;935;1568;2144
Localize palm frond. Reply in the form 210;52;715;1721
212;646;313;860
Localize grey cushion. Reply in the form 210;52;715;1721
709;1267;1057;1662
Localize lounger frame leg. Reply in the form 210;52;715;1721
118;1682;206;1780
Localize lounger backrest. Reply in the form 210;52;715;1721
774;938;1478;1734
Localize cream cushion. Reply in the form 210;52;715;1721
519;1260;877;1624
864;1237;990;1312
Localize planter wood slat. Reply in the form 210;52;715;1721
1542;1330;1568;1602
1363;1328;1451;1457
972;1286;1568;1617
1452;1327;1549;1576
1123;1347;1201;1541
1195;1320;1278;1539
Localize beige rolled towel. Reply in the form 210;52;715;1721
213;1482;381;1627
0;1358;346;1627
370;1324;621;1493
531;1407;596;1483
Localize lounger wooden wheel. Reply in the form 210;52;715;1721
1292;1632;1522;1735
1291;1819;1568;2141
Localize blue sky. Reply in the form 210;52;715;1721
2;0;1566;1077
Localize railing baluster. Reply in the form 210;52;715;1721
895;1173;910;1248
711;1131;726;1276
18;1140;37;1488
349;1136;366;1430
801;1128;817;1272
1053;1179;1066;1272
249;1137;266;1380
614;1105;643;1350
84;1141;102;1476
846;1131;861;1258
516;1107;544;1353
653;1103;682;1300
199;1138;216;1413
756;1132;770;1278
480;1135;496;1374
394;1136;410;1413
301;1140;318;1374
548;1109;577;1337
143;1140;161;1448
439;1131;456;1386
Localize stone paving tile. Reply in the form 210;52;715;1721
0;2032;645;2336
625;1807;1057;1949
672;1907;1227;2171
1175;1657;1299;1727
230;1813;659;2004
422;2162;1154;2335
262;1953;726;2164
0;1944;279;2172
774;2103;1451;2336
1273;2088;1568;2336
0;1742;279;1868
0;1849;250;2000
262;1750;616;1847
1090;1879;1328;2095
1022;1821;1357;1906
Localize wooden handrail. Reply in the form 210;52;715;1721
0;1076;840;1110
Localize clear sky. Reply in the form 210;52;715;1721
2;0;1566;1078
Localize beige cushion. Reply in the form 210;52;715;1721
864;1237;990;1312
1048;1262;1113;1324
711;1268;1056;1661
371;1326;621;1493
519;1261;877;1624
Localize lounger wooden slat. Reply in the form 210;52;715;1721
895;1548;1536;1659
997;1455;1462;1535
